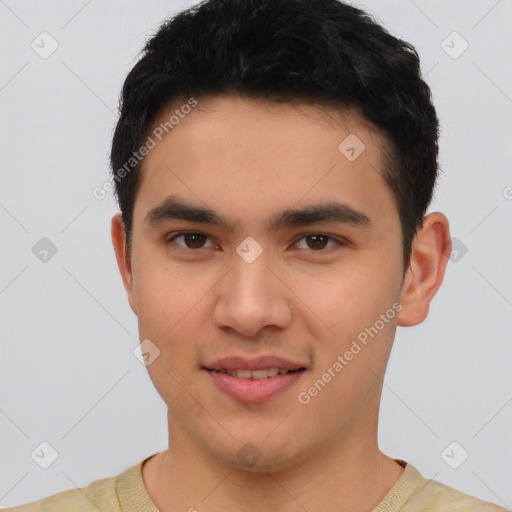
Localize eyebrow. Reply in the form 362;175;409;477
145;195;371;231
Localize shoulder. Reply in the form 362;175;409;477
403;468;509;511
1;473;120;512
378;461;509;512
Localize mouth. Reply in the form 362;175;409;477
202;365;307;403
204;367;307;379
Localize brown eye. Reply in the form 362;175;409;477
305;234;329;250
167;232;214;249
183;233;207;248
293;233;345;253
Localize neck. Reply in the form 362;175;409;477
142;410;404;512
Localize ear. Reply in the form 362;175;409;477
397;212;451;327
111;213;137;314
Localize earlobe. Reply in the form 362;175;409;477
111;213;137;314
397;212;451;327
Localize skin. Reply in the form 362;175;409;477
111;94;451;512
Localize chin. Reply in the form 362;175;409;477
207;435;306;474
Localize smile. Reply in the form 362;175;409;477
204;367;307;402
207;368;305;379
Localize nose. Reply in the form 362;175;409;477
212;251;293;338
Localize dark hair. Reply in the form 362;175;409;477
110;0;440;266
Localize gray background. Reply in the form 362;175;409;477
1;0;511;508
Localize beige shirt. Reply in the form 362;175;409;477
3;456;509;511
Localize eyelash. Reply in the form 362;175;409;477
164;231;347;253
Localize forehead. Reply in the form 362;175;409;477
144;93;388;168
134;94;396;230
151;93;385;147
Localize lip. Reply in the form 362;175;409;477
203;355;307;371
204;367;306;403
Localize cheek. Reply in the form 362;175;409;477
135;267;204;404
133;246;193;322
131;259;195;359
291;261;398;335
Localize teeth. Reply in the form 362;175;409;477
220;368;289;379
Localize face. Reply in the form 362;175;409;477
114;95;412;472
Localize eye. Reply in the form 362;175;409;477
165;232;346;253
166;232;216;250
293;234;344;251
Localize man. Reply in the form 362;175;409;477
6;0;508;510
